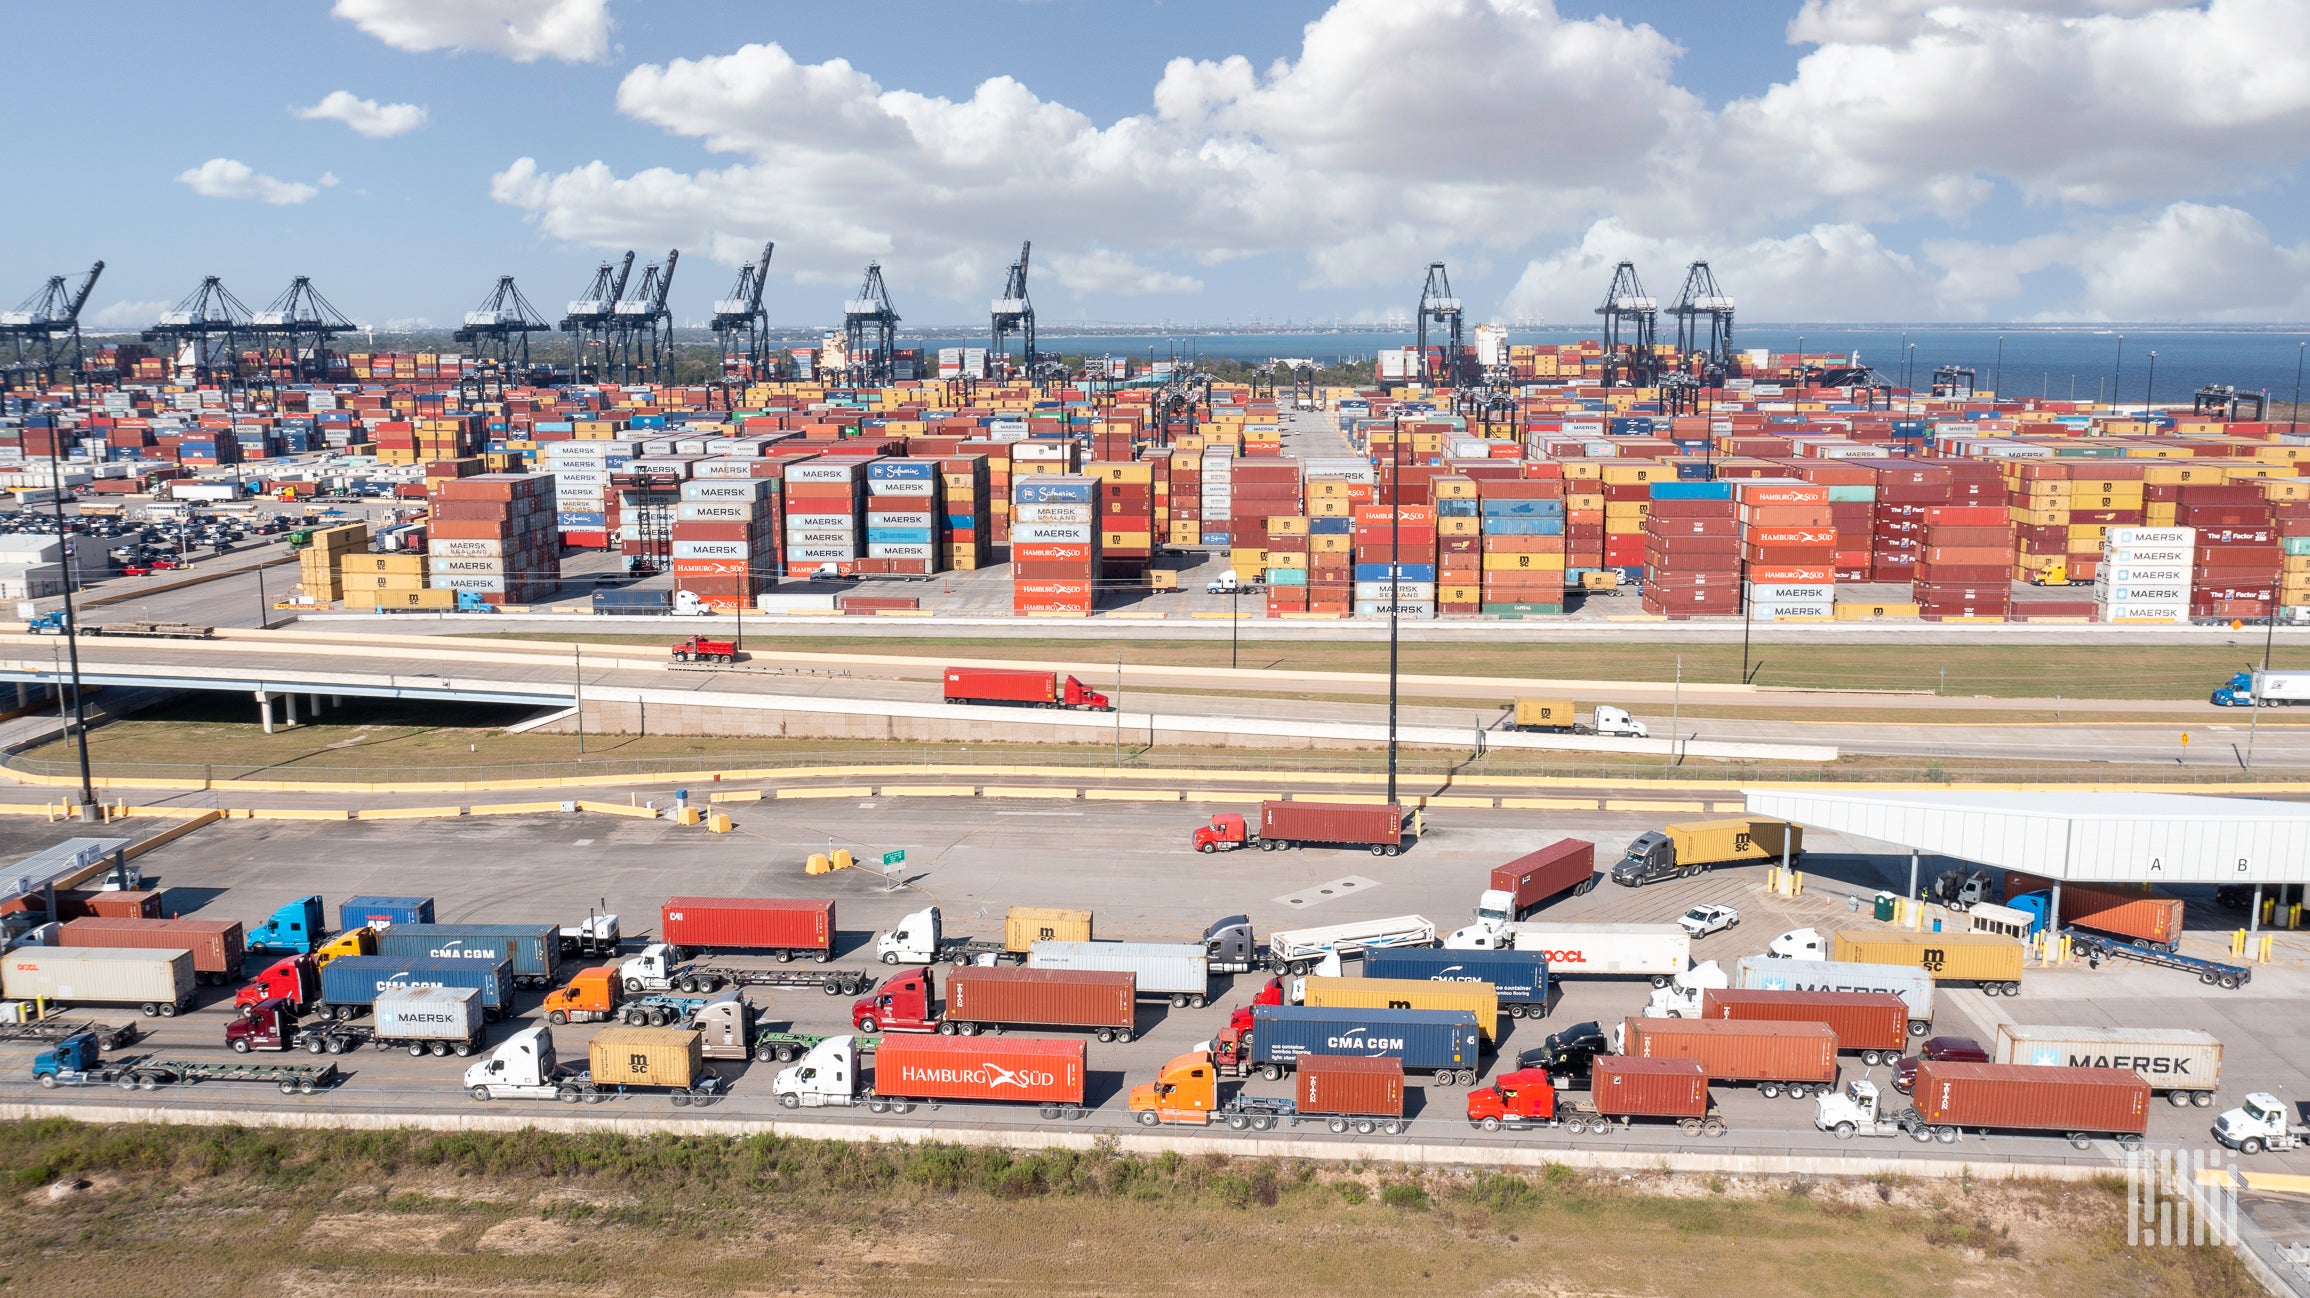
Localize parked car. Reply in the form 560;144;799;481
1678;904;1741;938
1891;1035;1990;1094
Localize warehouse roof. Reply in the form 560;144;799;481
1741;789;2310;885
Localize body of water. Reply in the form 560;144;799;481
1029;328;2310;405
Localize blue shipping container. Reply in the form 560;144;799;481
1479;518;1564;536
1479;498;1565;516
1353;563;1437;583
317;955;513;1017
867;460;938;481
372;923;562;987
1436;498;1479;517
1363;948;1550;1008
1309;517;1353;535
1251;1005;1482;1071
1648;481;1734;500
339;895;435;931
1267;568;1307;586
1012;479;1096;504
864;527;934;545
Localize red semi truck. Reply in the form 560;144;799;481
1193;800;1416;855
660;898;835;963
1479;839;1598;922
942;666;1112;711
1699;988;1911;1066
1467;1057;1724;1136
852;965;1138;1042
1620;1017;1840;1098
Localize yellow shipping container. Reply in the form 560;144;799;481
1664;818;1802;868
1834;601;1920;620
1831;931;2024;987
339;553;428;575
1309;481;1351;499
1514;698;1576;729
1265;552;1307;569
1093;462;1153;484
1005;906;1090;952
1439;584;1480;604
1441;517;1481;537
370;588;458;611
336;572;425;592
1311;535;1352;554
1483;552;1566;571
587;1026;705;1089
1264;516;1309;536
1433;477;1478;500
1301;976;1501;1041
1310;498;1352;517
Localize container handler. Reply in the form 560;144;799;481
1132;1051;1406;1134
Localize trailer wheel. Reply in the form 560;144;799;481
454;1041;473;1057
432;1040;453;1057
894;1100;916;1115
2066;1132;2091;1149
1787;1083;1811;1099
1190;995;1206;1009
1094;1028;1112;1042
1910;1021;1930;1037
2219;974;2243;990
1226;1114;1249;1130
469;1086;491;1101
1116;1029;1134;1043
671;1091;692;1107
298;1079;317;1095
1434;1069;1456;1087
1326;1117;1348;1134
2170;1091;2193;1108
2194;1091;2215;1108
776;950;794;964
277;1080;297;1094
156;1003;177;1018
1357;1118;1378;1135
1040;1104;1061;1121
303;1038;326;1055
1264;1064;1285;1083
409;1042;427;1057
1933;1126;1957;1144
1508;1005;1526;1019
957;1022;980;1037
1703;1118;1726;1137
1759;1082;1782;1098
1650;975;1671;989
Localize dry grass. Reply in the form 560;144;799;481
0;1120;2262;1298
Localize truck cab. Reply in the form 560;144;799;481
1467;1068;1559;1129
558;912;620;959
236;954;321;1011
246;896;325;954
314;926;375;968
1813;1077;1893;1135
1192;815;1253;853
2214;1092;2309;1154
1929;869;1993;911
542;965;621;1024
1643;959;1730;1017
1201;916;1261;973
874;907;944;965
615;944;691;993
853;968;939;1033
692;993;762;1059
225;998;301;1052
1589;705;1649;738
1130;1051;1221;1125
2212;671;2256;707
772;1036;862;1108
1612;831;1681;886
32;1031;102;1083
1766;927;1828;960
462;1025;572;1098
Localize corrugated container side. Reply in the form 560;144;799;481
946;967;1136;1029
874;1036;1086;1104
1992;1025;2221;1091
1363;948;1548;1004
1492;838;1594;909
372;923;560;981
1592;1055;1709;1118
371;986;483;1040
2002;871;2184;945
588;1026;703;1088
943;667;1055;703
1296;1055;1405;1117
1831;931;2024;984
0;947;194;1004
339;895;435;929
317;955;512;1009
1621;1017;1839;1083
57;917;245;976
1735;956;1935;1022
1260;801;1402;845
1025;941;1205;996
1700;989;1908;1051
1005;907;1092;951
1912;1060;2150;1134
1300;975;1501;1041
661;898;834;952
1250;1005;1481;1070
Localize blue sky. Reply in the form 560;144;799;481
8;1;2308;330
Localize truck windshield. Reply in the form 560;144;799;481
2246;1098;2279;1123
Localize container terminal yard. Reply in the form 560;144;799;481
4;246;2310;1289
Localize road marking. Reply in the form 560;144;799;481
572;839;595;846
1275;875;1381;909
994;810;1085;817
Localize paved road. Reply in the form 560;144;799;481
1;800;2298;1179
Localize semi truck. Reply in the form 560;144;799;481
2000;871;2185;949
853;966;1138;1042
461;1024;724;1106
246;896;326;955
1612;819;1801;887
1819;1061;2150;1148
1467;1058;1724;1136
2213;1093;2310;1155
373;923;563;989
339;895;434;930
772;1033;1090;1121
1132;1051;1406;1134
1643;956;1934;1036
228;986;486;1057
1191;803;1419;856
1027;940;1209;1007
1477;839;1597;924
1263;915;1438;974
1299;975;1501;1042
599;944;870;997
661;897;835;962
1215;1003;1483;1085
313;954;513;1021
941;666;1112;711
58;917;246;985
1699;989;1910;1066
3;948;195;1017
1768;927;2024;996
1509;698;1648;738
2212;669;2310;706
234;951;390;1011
34;1032;338;1095
873;905;1090;965
1993;1024;2221;1107
1364;947;1551;1018
1443;921;1690;987
1620;1017;1841;1098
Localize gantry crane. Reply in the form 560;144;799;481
0;261;101;393
559;251;634;384
606;249;677;386
1415;262;1464;387
453;275;552;396
842;262;900;386
991;241;1035;380
2194;384;2266;421
143;276;255;386
248;276;357;383
1667;260;1735;384
710;241;775;382
1595;261;1661;388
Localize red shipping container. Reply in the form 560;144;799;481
1700;989;1909;1055
1910;1061;2149;1135
661;898;834;956
1591;1056;1710;1118
945;967;1136;1030
1297;1055;1406;1119
1620;1017;1839;1086
872;1036;1086;1106
59;917;246;982
1487;839;1596;918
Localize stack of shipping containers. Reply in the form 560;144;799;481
1263;513;1307;614
1913;504;2014;620
783;459;865;577
941;454;990;570
1200;446;1234;547
1479;477;1565;616
1012;476;1098;614
2097;525;2193;623
2185;485;2280;622
1737;479;1836;621
296;522;366;604
1642;485;1737;617
339;552;441;612
674;471;780;605
1095;461;1154;588
865;460;940;576
544;438;628;550
1435;475;1480;615
428;474;560;606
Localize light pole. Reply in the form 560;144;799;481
2292;341;2305;437
46;433;95;819
1905;343;1917;408
1993;335;2003;398
2144;351;2158;420
255;558;267;629
1387;417;1402;807
2111;335;2124;413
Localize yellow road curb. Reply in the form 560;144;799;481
242;808;352;821
708;789;765;804
876;784;977;797
468;801;570;816
980;786;1079;799
1605;799;1710;813
774;786;873;800
122;809;222;863
573;800;660;820
1500;797;1601;810
1418;796;1499;808
355;806;466;821
1081;789;1180;802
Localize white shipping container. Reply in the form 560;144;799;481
2101;583;2190;603
1736;955;1934;1027
1994;1024;2220;1093
672;540;750;559
785;513;858;530
2100;603;2191;623
680;479;776;501
1012;504;1094;524
2099;564;2190;583
372;985;484;1042
429;539;504;558
0;946;195;1007
677;502;761;522
1013;524;1094;543
2107;527;2195;547
785;463;861;483
867;480;936;497
864;511;932;528
864;542;934;559
1028;940;1209;999
1745;583;1836;603
1479;922;1690;977
787;544;857;562
1353;581;1436;600
1753;603;1835;620
786;528;860;547
431;574;508;592
1353;600;1435;618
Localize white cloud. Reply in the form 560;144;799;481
486;0;2310;321
1928;203;2310;321
174;158;321;205
294;90;428;138
331;0;609;63
85;300;168;329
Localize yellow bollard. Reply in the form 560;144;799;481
2292;904;2303;932
1791;872;1804;898
2261;934;2276;962
2232;929;2246;957
677;805;702;826
806;853;831;876
708;812;732;833
832;849;854;872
